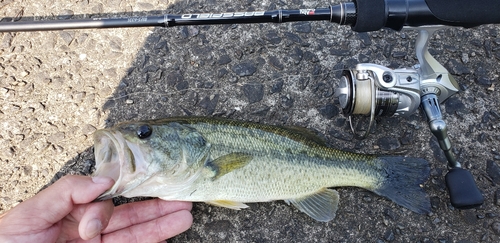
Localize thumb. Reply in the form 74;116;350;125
0;175;115;237
27;175;115;224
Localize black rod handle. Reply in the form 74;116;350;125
352;0;500;32
425;0;500;27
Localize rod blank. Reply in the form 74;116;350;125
0;7;341;32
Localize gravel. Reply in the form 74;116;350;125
1;0;500;242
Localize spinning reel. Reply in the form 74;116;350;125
334;28;483;209
2;0;497;209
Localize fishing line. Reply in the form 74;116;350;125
103;69;346;102
352;79;371;115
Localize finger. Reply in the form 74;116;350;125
78;200;115;240
103;200;192;234
102;209;193;243
0;175;114;233
32;175;114;223
54;200;114;241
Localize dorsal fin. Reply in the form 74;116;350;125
148;117;328;148
277;125;327;146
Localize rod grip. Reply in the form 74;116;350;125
351;0;500;32
351;0;385;32
426;0;500;26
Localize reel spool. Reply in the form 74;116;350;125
335;66;420;139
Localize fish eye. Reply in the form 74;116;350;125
137;125;152;139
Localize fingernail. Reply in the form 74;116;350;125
85;218;102;239
92;176;113;184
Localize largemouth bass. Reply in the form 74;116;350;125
93;117;430;222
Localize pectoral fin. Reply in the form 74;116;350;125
204;152;252;180
285;188;339;222
206;200;249;210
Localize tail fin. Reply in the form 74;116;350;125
374;156;431;214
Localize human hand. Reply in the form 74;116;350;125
0;175;193;243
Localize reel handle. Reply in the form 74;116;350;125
445;168;484;209
421;94;484;209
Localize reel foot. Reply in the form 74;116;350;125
445;167;484;209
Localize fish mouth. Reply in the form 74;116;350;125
93;130;131;200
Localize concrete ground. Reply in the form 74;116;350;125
1;0;500;242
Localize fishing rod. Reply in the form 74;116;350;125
2;0;497;210
0;0;499;32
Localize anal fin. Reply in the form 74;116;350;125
285;188;339;222
206;200;249;210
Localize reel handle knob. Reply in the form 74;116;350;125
445;167;484;209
